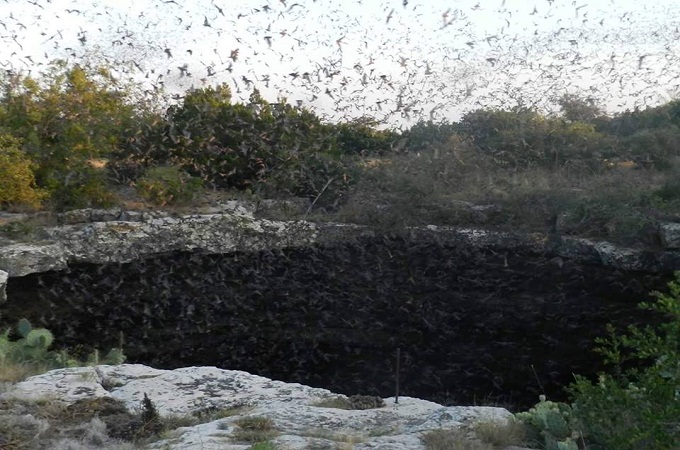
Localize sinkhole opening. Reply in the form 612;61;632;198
4;235;669;411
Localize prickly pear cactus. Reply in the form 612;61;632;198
542;408;570;439
24;328;54;350
515;396;583;450
16;318;32;338
0;318;126;377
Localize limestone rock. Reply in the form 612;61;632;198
90;208;125;223
1;209;679;279
0;213;318;276
659;222;680;249
1;364;516;450
0;242;68;277
59;208;94;225
0;269;7;303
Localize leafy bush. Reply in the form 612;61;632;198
618;126;680;170
328;116;399;155
401;120;461;153
44;163;118;211
136;165;203;206
557;94;604;124
459;106;611;169
565;273;680;450
0;63;137;209
0;134;46;210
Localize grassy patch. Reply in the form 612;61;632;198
421;420;527;450
300;427;366;443
228;415;279;444
473;419;528;448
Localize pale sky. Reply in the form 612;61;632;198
2;0;679;127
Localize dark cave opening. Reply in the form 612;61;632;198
3;235;670;411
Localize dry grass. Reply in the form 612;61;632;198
310;396;355;409
326;141;680;244
0;394;254;449
0;362;46;384
228;415;279;444
421;428;493;450
473;419;528;448
0;397;137;449
300;428;366;445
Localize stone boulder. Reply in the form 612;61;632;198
1;364;521;450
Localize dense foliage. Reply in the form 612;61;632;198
1;62;679;242
516;273;680;450
0;63;136;209
0;133;46;209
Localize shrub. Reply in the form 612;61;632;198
401;120;461;153
44;163;118;211
0;134;46;210
565;273;680;449
136;165;203;206
329;116;399;155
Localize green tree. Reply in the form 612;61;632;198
0;62;137;209
401;120;461;153
0;134;46;210
557;94;603;123
329;116;398;155
116;84;349;204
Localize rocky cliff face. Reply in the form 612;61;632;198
1;204;679;303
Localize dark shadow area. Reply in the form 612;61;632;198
4;235;671;411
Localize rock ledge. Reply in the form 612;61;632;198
1;364;523;450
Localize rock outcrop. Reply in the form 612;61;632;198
0;269;7;303
1;364;522;450
0;205;679;284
